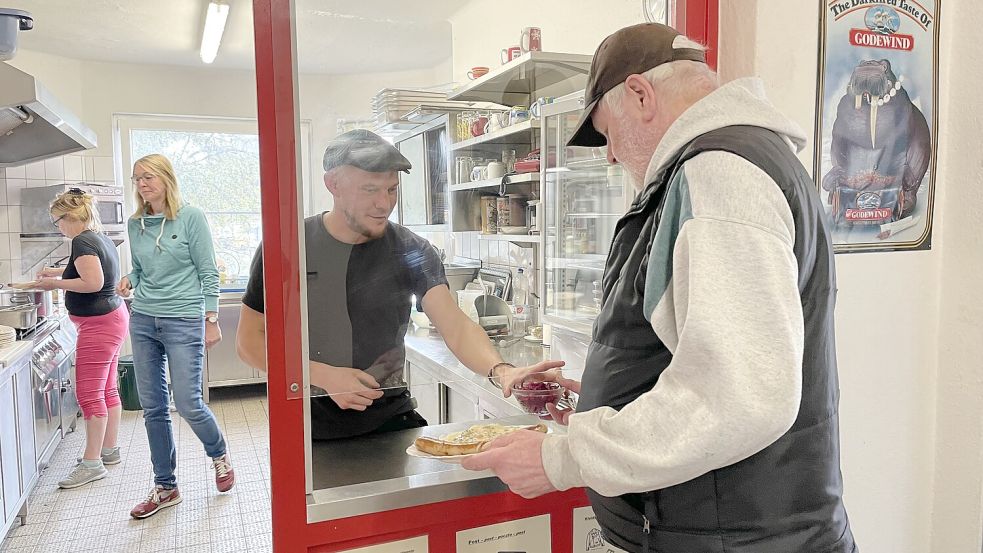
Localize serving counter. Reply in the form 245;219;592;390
301;329;610;552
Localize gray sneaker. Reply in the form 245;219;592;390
58;463;108;489
76;448;121;466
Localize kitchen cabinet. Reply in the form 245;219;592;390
442;383;478;424
541;94;633;336
14;365;36;494
204;291;266;402
405;361;441;425
0;375;19;521
0;350;34;534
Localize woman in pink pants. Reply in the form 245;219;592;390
35;188;129;489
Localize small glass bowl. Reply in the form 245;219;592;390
512;381;564;417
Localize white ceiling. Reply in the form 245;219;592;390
3;0;465;74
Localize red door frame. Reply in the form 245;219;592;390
675;0;720;69
252;1;719;551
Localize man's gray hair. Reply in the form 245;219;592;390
602;36;719;116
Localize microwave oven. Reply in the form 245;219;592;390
19;182;127;235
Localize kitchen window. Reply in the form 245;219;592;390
114;114;314;288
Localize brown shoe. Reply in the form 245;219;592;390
130;485;182;519
213;453;235;492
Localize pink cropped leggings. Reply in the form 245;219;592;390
71;304;129;420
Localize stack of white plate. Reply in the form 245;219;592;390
371;88;448;127
370;88;506;128
0;325;15;349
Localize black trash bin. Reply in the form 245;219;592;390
117;355;142;411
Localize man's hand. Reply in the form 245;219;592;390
310;361;384;411
545;374;581;426
204;320;222;349
496;360;566;397
116;277;132;297
461;430;557;499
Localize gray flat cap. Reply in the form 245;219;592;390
322;129;412;173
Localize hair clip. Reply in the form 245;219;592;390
68;187;85;195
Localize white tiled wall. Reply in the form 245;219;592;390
415;229;541;309
0;153;116;283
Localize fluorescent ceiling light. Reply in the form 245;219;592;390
200;1;230;64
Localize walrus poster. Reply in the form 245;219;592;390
815;0;940;252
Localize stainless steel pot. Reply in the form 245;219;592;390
0;288;51;317
0;304;38;330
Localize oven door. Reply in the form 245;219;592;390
54;322;80;434
31;361;62;467
58;355;79;435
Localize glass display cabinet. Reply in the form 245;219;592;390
540;94;634;336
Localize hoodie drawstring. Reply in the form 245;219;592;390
139;214;166;254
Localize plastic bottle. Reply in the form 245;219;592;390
512;267;530;336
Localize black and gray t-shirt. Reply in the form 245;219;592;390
64;230;122;317
242;213;447;440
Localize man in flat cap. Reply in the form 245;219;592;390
237;129;560;440
463;23;857;552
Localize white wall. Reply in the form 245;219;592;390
447;0;644;83
0;49;450;284
720;1;982;552
928;0;983;550
299;60;452;212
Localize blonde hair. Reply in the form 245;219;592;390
602;36;718;116
132;153;182;220
50;189;102;232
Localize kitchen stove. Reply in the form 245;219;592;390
15;316;52;341
27;315;79;469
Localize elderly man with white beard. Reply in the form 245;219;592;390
462;23;858;553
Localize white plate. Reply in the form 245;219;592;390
407;424;550;463
405;443;476;464
524;335;543;343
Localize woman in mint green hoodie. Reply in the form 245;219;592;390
118;154;235;519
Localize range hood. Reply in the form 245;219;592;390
0;62;97;167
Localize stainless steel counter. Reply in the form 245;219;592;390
305;328;553;522
403;327;549;417
307;413;547;521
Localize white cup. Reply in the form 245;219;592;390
487;161;506;179
542;323;553;347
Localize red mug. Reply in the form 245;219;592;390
470;116;489;137
500;46;521;64
467;66;489;80
520;27;542;52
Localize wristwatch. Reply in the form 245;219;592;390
205;314;219;324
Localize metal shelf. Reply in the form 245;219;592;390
561;158;611;169
564;212;622;219
450;172;539;192
477;233;542;244
548;254;607;263
547;260;605;271
448;52;593;105
451;119;540;151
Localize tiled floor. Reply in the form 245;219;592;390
0;385;272;553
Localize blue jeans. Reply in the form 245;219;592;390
130;311;226;488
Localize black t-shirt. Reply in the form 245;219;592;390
64;230;122;317
242;213;447;440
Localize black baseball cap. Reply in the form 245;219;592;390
567;23;707;147
322;129;412;173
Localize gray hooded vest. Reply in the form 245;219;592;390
578;125;857;553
